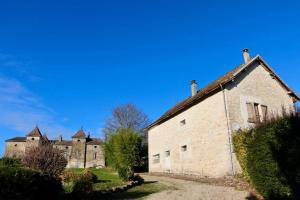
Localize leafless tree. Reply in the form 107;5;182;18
22;145;67;177
103;103;150;136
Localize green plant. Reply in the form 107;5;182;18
233;114;300;199
105;128;143;180
72;174;94;196
0;166;63;200
82;169;98;183
0;157;22;168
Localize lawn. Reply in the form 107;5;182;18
66;168;124;190
64;168;174;199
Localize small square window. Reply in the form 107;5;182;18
181;145;187;152
94;146;97;148
165;150;170;157
14;144;18;147
180;119;186;126
153;154;160;163
31;138;35;141
66;146;68;149
77;139;80;142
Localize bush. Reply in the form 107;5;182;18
81;169;98;183
61;170;79;183
233;114;300;199
105;128;143;181
0;166;63;200
72;174;94;196
0;157;22;168
22;145;67;177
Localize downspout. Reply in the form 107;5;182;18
220;84;234;175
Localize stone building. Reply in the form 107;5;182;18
4;127;105;168
147;49;299;177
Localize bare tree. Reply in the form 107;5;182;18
103;103;150;135
22;145;67;177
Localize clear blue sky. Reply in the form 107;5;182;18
1;0;300;155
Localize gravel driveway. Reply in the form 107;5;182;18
141;174;253;200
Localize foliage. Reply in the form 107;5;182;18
22;145;67;177
233;114;300;199
0;157;22;168
0;166;63;200
105;128;143;180
61;170;79;183
72;174;94;196
81;169;98;183
103;103;150;135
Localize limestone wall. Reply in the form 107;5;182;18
4;142;26;158
85;145;105;168
148;91;232;177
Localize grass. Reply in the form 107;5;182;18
66;168;124;190
63;168;174;199
105;181;174;199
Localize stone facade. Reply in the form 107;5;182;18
4;127;105;169
148;51;299;177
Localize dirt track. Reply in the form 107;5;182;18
142;174;253;200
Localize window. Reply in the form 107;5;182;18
246;103;256;123
153;154;160;163
94;152;97;160
65;146;68;149
181;145;187;152
165;150;170;157
180;119;186;126
31;138;35;140
77;139;80;142
94;146;97;148
14;144;17;147
254;103;260;122
261;105;268;121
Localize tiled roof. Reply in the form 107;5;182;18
54;140;73;146
26;126;42;137
87;138;103;145
72;129;86;139
148;55;300;129
5;137;26;142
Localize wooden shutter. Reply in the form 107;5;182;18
254;103;260;123
246;103;255;123
261;105;268;121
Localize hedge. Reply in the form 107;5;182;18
233;114;300;200
0;166;63;200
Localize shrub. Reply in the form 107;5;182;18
0;157;22;168
72;174;94;196
81;169;98;183
22;145;67;177
233;114;300;199
0;166;63;200
61;170;79;183
105;128;142;180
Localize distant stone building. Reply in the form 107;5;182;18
147;49;299;177
4;127;105;168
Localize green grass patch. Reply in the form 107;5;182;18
106;181;174;199
65;168;124;191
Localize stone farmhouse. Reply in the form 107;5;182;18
147;49;299;177
4;127;105;168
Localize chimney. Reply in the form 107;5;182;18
59;135;63;142
191;80;197;96
242;48;250;63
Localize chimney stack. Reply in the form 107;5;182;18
191;80;197;96
59;135;63;142
242;48;250;63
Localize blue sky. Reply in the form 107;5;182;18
0;0;300;155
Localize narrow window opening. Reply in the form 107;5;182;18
181;145;187;152
94;152;97;160
180;119;186;126
165;150;170;157
254;103;260;122
153;154;160;163
261;105;268;121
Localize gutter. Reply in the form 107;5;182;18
220;83;235;175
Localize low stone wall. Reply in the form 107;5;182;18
100;178;144;195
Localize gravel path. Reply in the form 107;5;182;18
141;174;252;200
